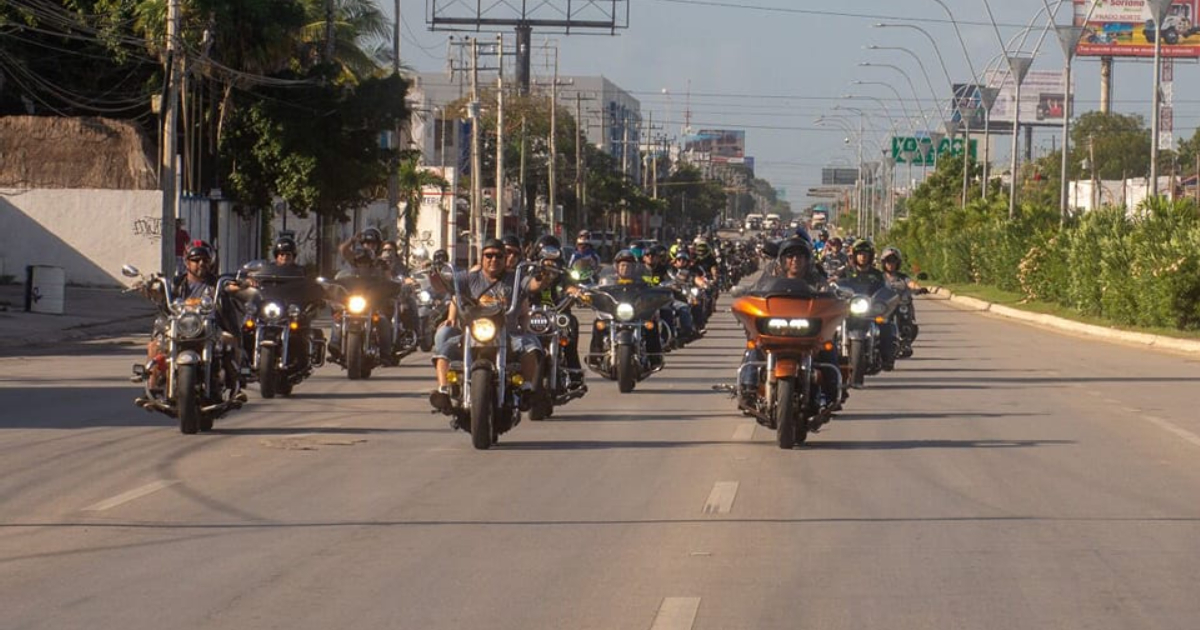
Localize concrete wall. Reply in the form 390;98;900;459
1;188;162;286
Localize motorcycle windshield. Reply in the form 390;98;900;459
253;276;323;307
330;275;401;303
592;284;675;320
745;275;828;299
871;285;901;317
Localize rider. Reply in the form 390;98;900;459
430;238;547;417
880;247;925;357
587;249;665;368
568;230;601;268
643;244;697;343
332;227;398;363
135;242;219;392
842;240;897;371
820;236;849;279
531;240;585;387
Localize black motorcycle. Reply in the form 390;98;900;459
835;278;900;388
321;273;401;380
584;282;675;393
239;263;326;398
526;293;587;420
124;265;247;434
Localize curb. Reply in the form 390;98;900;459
928;286;1200;355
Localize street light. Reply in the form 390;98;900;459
859;62;933;133
1148;0;1173;198
873;23;953;90
865;45;944;123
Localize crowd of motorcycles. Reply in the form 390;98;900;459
122;230;925;451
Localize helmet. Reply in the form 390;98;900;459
538;244;563;263
576;230;592;245
536;234;562;249
828;236;843;248
818;229;829;240
480;237;505;253
272;237;296;257
630;245;644;259
852;240;875;256
412;246;429;262
649;244;668;257
360;227;382;244
432;249;449;265
777;237;813;262
792;226;812;245
502;234;522;251
186;242;214;261
613;249;637;264
673;251;690;261
694;242;710;256
880;247;902;265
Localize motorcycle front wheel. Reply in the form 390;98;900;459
616;344;636;393
258;345;278;398
346;330;364;380
176;364;201;435
849;339;866;388
470;368;495;450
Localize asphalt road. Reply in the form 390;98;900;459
3;297;1200;629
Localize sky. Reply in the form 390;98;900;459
390;0;1197;207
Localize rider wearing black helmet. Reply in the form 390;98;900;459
587;249;665;368
842;239;897;371
531;242;585;384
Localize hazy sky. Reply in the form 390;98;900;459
392;0;1194;206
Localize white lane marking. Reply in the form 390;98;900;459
649;597;701;630
702;481;739;515
1142;414;1200;449
732;424;756;442
84;480;178;512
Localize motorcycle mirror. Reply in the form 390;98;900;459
242;260;266;273
121;264;140;278
917;272;929;281
315;277;329;285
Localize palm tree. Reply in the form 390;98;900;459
297;0;392;83
396;151;450;261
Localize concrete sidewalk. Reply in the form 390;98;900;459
929;286;1200;356
0;283;157;355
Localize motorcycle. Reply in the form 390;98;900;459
123;265;247;434
238;262;326;398
321;273;401;380
584;281;675;393
412;270;452;353
526;293;588;420
436;261;539;450
835;278;900;388
722;279;850;448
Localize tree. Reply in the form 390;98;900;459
396;151;449;258
1071;111;1151;180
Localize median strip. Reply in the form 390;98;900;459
702;481;738;515
83;480;178;512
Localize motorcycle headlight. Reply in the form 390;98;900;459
528;311;552;334
417;290;432;305
616;303;635;321
471;318;497;343
262;302;283;320
175;312;204;339
570;270;581;281
690;287;700;296
348;295;368;314
199;295;215;312
766;318;789;334
850;297;871;315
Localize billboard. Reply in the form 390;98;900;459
950;84;987;128
983;69;1072;127
822;167;858;186
683;129;745;158
1075;0;1200;58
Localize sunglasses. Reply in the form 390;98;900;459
505;249;521;256
187;257;209;263
482;252;503;260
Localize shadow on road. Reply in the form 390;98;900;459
496;439;736;450
809;438;1073;450
835;411;1046;422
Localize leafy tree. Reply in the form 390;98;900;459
1070;111;1150;180
396;150;448;257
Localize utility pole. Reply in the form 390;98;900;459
576;93;586;232
160;0;180;277
494;34;505;239
548;44;558;238
470;38;482;267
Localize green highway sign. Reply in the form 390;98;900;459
890;136;978;165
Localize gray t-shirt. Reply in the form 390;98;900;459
455;270;527;329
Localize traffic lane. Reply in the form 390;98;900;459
684;297;1200;628
0;312;762;629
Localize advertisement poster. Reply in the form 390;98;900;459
683;129;745;158
1075;0;1200;57
983;69;1072;126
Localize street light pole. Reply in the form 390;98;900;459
1148;0;1172;198
1007;55;1034;219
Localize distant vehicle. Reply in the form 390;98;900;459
763;213;782;230
744;213;763;230
811;209;829;228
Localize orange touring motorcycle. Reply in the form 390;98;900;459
726;281;850;448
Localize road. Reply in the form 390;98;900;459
3;297;1200;629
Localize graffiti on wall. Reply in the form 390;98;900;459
132;216;162;241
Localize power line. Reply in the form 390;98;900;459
652;0;1035;29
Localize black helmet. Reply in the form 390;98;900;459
502;234;522;251
272;237;297;257
852;240;875;256
480;237;505;254
777;237;813;262
613;249;637;264
360;227;382;244
792;226;812;246
536;234;562;249
186;242;214;261
432;249;449;265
